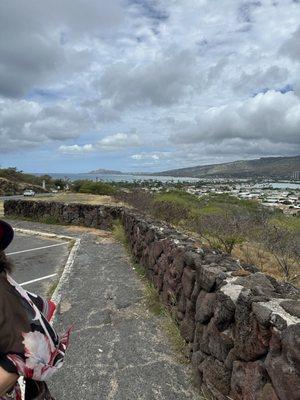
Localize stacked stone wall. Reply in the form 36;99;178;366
4;200;300;400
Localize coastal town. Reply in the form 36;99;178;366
184;180;300;215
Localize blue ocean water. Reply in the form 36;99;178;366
33;173;300;189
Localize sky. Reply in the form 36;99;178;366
0;0;300;173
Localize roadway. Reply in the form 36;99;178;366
0;193;53;201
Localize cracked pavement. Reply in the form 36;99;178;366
5;220;199;400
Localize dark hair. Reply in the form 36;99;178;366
0;251;13;273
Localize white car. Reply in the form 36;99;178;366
23;190;36;197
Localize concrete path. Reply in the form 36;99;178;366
5;220;199;400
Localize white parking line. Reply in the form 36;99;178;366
7;242;69;256
20;273;58;287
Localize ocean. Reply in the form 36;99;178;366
34;173;300;189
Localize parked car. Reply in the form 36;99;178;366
23;189;36;197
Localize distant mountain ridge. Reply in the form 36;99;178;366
154;156;300;179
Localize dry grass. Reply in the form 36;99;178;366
31;192;130;207
233;241;300;286
161;312;188;364
0;201;4;217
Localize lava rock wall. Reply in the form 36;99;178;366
5;200;300;400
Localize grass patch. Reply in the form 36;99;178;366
67;239;76;251
161;311;188;364
39;215;60;225
198;389;215;400
33;192;127;207
271;214;300;233
144;283;164;316
47;279;59;298
112;220;128;245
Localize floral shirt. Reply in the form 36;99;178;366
0;273;71;400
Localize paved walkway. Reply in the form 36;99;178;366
6;220;199;400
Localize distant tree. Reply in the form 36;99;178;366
195;206;258;254
72;180;117;196
116;189;154;211
53;179;67;189
263;224;300;281
153;197;189;224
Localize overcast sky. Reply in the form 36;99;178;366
0;0;300;173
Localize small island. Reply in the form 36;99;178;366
88;168;124;175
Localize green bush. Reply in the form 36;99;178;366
74;180;117;195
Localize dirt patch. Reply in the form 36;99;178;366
34;192;130;207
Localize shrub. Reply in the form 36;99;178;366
262;224;300;281
115;189;154;212
72;180;117;196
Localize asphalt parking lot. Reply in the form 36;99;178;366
6;231;70;298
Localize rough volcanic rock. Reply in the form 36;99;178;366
230;360;271;400
200;357;231;399
195;291;216;323
193;323;206;353
152;274;164;292
156;253;169;276
184;251;202;269
180;316;195;343
252;303;272;326
182;267;196;299
190;280;201;303
148;240;164;266
265;324;300;400
241;263;260;273
196;264;227;292
185;298;195;319
234;290;271;361
177;291;187;313
213;291;236;331
234;273;276;297
280;300;300;318
258;383;280;400
207;321;234;362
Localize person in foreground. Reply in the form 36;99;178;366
0;220;71;400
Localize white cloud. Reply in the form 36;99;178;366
97;48;200;108
59;144;94;154
98;133;140;149
233;66;289;94
281;25;300;61
59;133;141;155
131;152;169;161
0;99;91;152
1;0;300;168
171;90;300;145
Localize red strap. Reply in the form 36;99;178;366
46;300;56;321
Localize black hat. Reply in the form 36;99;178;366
0;220;14;250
